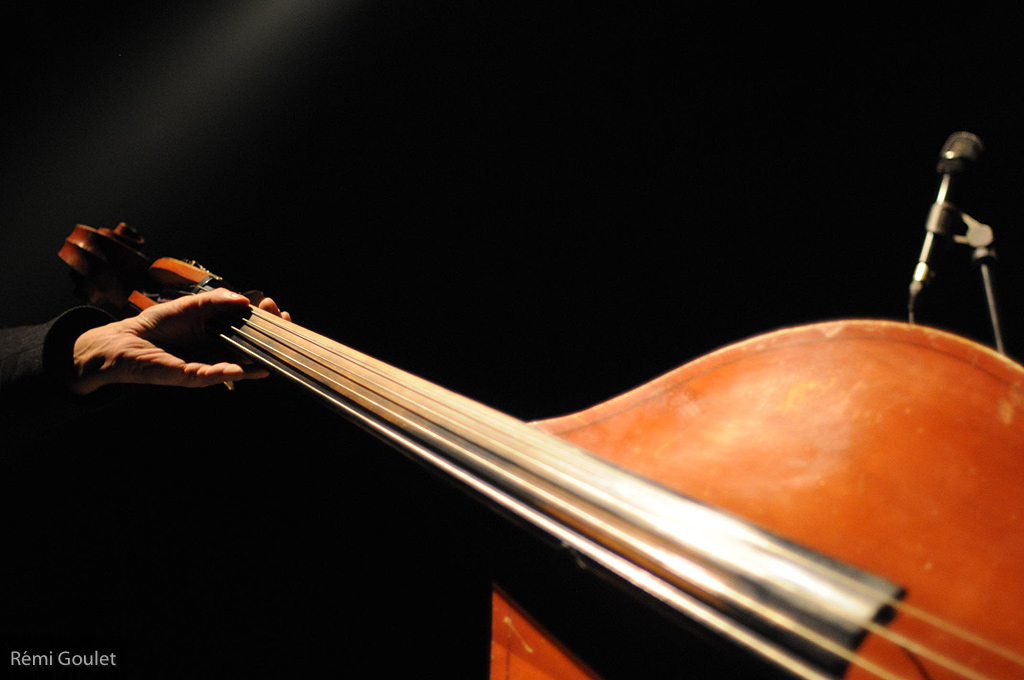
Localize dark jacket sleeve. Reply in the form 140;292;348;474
1;306;119;440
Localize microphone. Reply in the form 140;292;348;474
908;132;985;317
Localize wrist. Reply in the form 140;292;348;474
70;324;122;396
40;306;118;397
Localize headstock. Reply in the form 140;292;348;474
59;222;151;311
59;222;233;314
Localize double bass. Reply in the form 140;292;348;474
59;222;1024;680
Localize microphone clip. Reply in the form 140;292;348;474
908;203;1005;355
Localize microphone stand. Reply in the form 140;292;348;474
907;210;1007;355
958;213;1007;355
913;214;1007;356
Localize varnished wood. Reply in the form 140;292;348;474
536;319;1024;679
58;222;151;308
490;587;602;680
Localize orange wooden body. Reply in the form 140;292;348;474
512;319;1024;679
490;588;602;680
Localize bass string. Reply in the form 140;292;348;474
225;317;907;680
232;306;1018;680
859;618;994;680
890;601;1024;667
235;308;1017;680
237;308;580;459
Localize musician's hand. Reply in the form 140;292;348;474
70;289;290;395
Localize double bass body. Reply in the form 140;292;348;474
530;319;1024;679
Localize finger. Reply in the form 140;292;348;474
200;288;255;312
165;288;252;313
257;296;291;321
131;289;251;334
180;361;270;388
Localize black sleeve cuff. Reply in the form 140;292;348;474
1;306;119;442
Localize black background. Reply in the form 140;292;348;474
3;3;1023;677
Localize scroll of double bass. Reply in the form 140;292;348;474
60;223;1024;680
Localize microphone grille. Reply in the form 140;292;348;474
937;131;985;173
